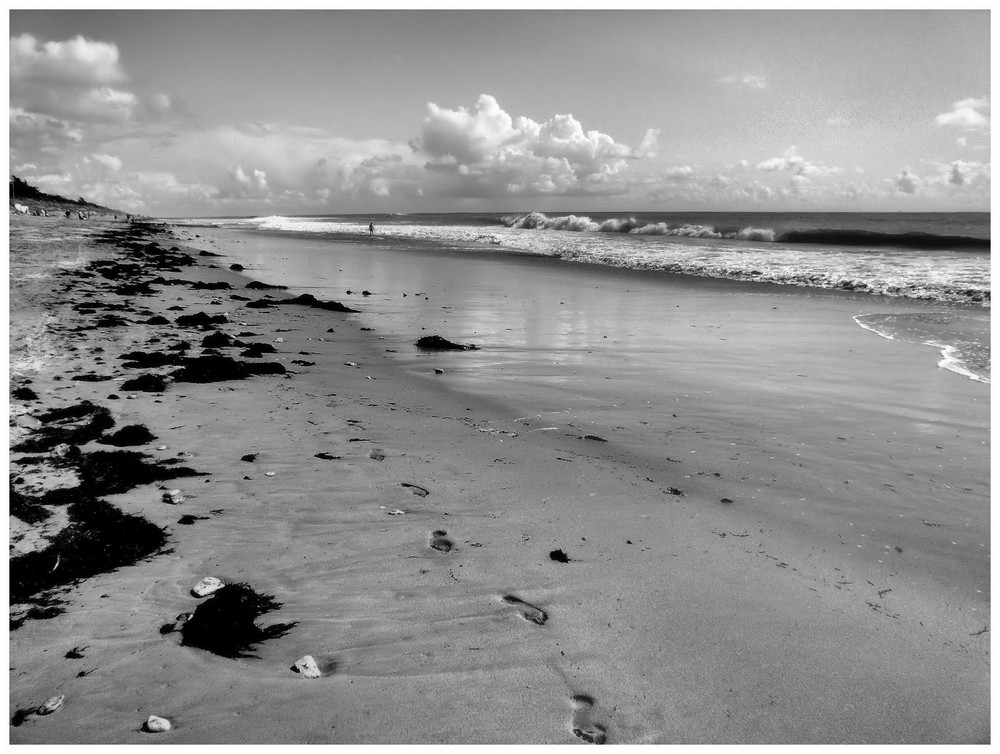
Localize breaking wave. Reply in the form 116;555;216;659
179;212;990;307
501;213;988;251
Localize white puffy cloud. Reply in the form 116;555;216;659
935;96;990;130
87;153;122;172
10;33;126;86
925;160;989;189
415;94;651;198
664;165;694;179
756;146;841;179
757;146;805;172
10;32;176;166
225;164;269;198
894;167;922;194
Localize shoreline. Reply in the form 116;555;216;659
9;215;990;743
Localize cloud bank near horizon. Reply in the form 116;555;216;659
8;33;990;215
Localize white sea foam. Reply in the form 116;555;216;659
186;214;990;307
934;343;989;384
853;313;989;384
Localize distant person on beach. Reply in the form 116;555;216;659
369;222;374;236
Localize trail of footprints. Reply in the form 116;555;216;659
399;479;607;742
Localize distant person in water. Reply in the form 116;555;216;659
368;222;375;236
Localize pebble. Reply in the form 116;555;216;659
162;489;184;504
191;576;224;597
387;509;406;516
293;655;322;679
434;368;445;374
264;471;276;477
156;445;168;451
345;361;358;367
37;695;65;715
144;715;171;733
273;337;284;343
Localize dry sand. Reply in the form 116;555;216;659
8;215;989;744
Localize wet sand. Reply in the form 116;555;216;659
8;215;989;744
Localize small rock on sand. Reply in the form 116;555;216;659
292;655;322;679
144;715;171;733
36;695;65;715
191;576;224;598
162;489;184;504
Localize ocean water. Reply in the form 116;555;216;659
180;211;990;384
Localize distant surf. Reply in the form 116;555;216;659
501;212;989;251
177;210;990;306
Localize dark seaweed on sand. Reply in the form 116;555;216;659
415;335;478;351
71;449;204;495
11;401;115;453
10;449;203;627
120;373;168;392
181;583;297;658
97;424;157;447
10;496;168;605
170;354;286;383
277;293;360;313
12;386;39;401
10;485;53;525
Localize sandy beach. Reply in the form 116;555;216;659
8;215;989;744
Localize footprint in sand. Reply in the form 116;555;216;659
400;482;429;497
570;694;607;744
429;530;453;553
502;594;548;625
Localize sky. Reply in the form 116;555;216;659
7;8;991;217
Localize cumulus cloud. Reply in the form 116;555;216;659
757;146;805;172
87;153;122;172
664;165;694;180
935;96;990;130
415;94;651;198
756;146;841;178
894;167;922;194
9;31;178;173
10;33;126;86
225;164;269;198
930;160;989;188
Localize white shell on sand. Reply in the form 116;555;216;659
293;655;322;679
387;509;406;516
264;471;276;477
156;445;168;451
345;361;358;367
144;715;171;733
273;337;284;343
37;695;65;715
191;576;224;597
